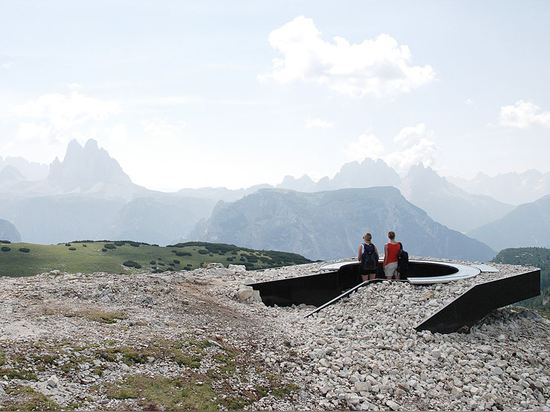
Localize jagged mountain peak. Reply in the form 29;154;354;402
47;139;133;192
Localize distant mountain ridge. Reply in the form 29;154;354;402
0;140;213;244
275;160;512;233
1;139;546;254
450;170;550;205
400;164;513;232
194;187;495;261
468;195;550;251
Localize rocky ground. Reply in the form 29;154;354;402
0;261;549;411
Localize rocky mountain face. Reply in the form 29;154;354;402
47;139;148;198
0;218;21;242
401;165;514;233
194;187;495;261
276;160;512;233
277;158;401;192
468;194;550;251
450;169;550;205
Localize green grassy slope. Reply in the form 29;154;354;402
493;247;550;317
0;240;311;277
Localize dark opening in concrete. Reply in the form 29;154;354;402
249;260;460;307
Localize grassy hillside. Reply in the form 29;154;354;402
0;240;311;277
493;247;550;317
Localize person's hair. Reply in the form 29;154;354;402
388;231;396;240
363;233;372;242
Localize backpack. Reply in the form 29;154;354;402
361;243;378;271
397;242;409;278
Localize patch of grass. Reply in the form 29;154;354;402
0;367;38;381
68;309;127;324
31;353;59;371
271;383;299;398
104;375;218;411
223;396;253;410
1;385;60;411
213;352;236;375
96;339;209;369
174;353;202;369
0;241;311;277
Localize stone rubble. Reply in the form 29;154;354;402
0;261;548;410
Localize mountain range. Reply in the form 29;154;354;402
450;170;550;205
193;187;495;261
0;140;216;244
468;194;550;251
1;139;550;259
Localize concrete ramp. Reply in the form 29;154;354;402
416;269;540;333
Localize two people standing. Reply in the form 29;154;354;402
357;231;402;281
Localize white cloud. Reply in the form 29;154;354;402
262;16;435;97
345;132;385;161
499;100;550;128
12;91;120;131
2;91;121;162
305;117;334;129
345;123;436;172
142;118;187;139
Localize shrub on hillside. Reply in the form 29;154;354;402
173;259;180;264
175;251;192;257
18;248;30;253
65;243;71;247
198;249;209;255
1;246;11;252
82;244;87;247
104;244;116;250
101;248;107;252
0;240;11;244
150;260;156;265
114;241;125;246
68;247;76;251
122;260;142;269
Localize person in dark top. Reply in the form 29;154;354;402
357;232;379;281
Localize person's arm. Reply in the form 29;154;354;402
357;245;362;261
383;244;388;265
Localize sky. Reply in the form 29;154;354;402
0;0;549;191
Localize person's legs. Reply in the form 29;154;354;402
368;271;376;281
384;263;398;280
361;274;369;282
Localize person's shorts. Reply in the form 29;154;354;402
384;262;398;278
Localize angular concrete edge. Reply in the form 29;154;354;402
415;269;541;334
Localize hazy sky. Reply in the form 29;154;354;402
0;1;549;191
